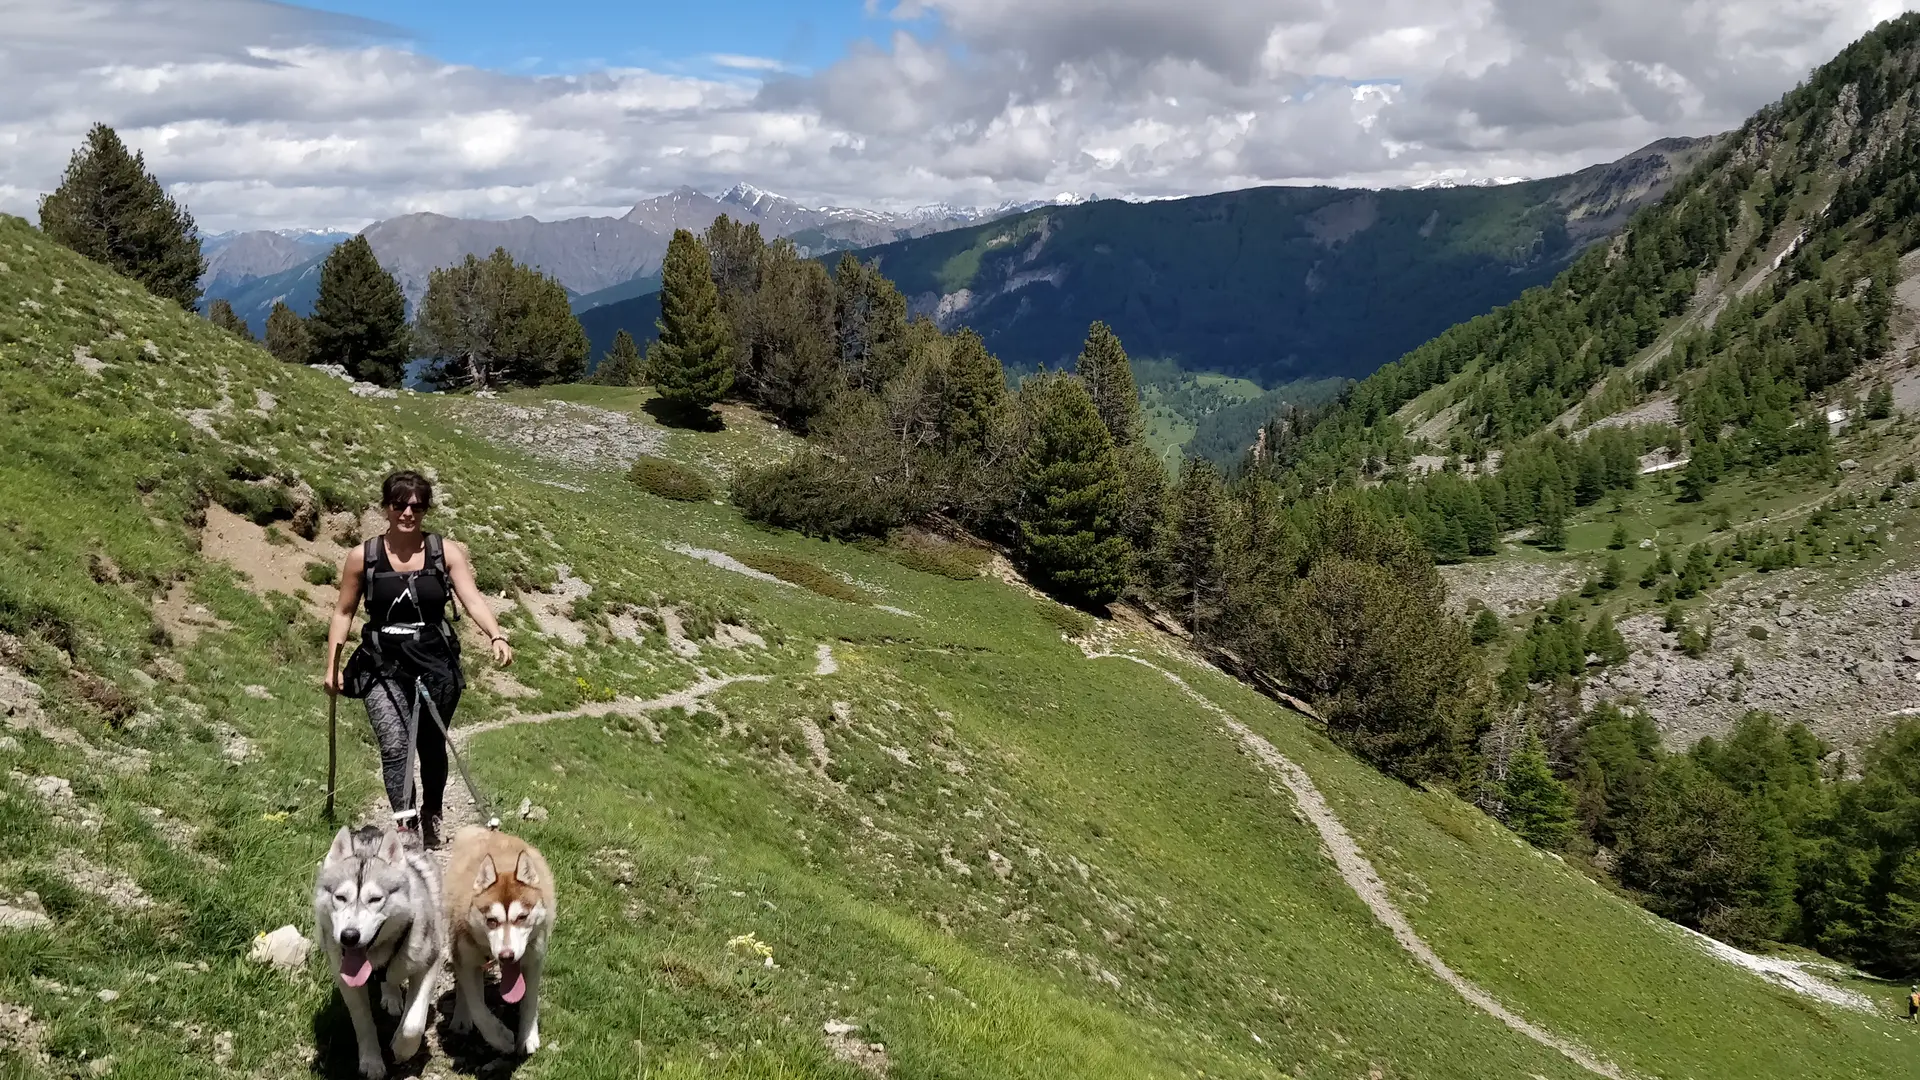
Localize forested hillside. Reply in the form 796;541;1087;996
579;139;1714;391
1265;17;1920;495
1207;13;1920;970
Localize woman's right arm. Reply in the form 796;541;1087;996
323;545;365;695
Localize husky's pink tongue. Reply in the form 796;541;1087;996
338;947;372;987
498;958;526;1004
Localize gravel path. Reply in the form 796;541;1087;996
1083;646;1632;1080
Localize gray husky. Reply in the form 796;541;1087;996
313;825;447;1079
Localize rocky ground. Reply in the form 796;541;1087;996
445;395;665;473
1585;564;1920;753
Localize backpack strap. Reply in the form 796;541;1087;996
425;533;461;624
360;537;381;618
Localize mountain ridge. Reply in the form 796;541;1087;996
577;137;1716;391
199;185;1077;332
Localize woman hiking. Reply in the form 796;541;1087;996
322;470;513;848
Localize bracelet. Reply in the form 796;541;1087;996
489;635;508;644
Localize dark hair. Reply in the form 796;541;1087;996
381;470;434;510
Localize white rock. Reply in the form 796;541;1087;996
249;925;312;971
95;989;118;1003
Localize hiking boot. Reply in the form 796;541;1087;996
421;814;443;850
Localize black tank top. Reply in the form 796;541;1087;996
365;538;450;631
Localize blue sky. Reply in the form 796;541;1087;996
292;0;913;76
9;0;1906;231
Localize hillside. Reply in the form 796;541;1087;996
1248;14;1920;758
578;139;1711;398
4;205;1916;1080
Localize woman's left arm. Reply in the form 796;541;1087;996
445;540;513;666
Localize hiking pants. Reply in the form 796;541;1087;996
363;677;459;823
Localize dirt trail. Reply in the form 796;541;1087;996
455;672;771;743
1082;647;1632;1080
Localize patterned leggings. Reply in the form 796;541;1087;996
363;677;458;821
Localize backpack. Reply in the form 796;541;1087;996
361;533;461;636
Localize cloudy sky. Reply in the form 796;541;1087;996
3;0;1914;232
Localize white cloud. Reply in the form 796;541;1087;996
709;53;794;73
1;0;1915;232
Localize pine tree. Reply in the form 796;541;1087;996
415;248;587;389
936;329;1009;455
38;123;204;309
263;300;311;364
1503;727;1577;848
1609;522;1630;550
1536;492;1568;550
1679;446;1717;502
1076;322;1143;447
1015;374;1129;606
1162;457;1226;632
1586;612;1629;665
831;253;909;393
1470;608;1505;645
1073;321;1164;558
653;230;735;411
207;298;254;341
1599;554;1624;590
309;235;409;386
593;330;645;386
1866;381;1895;421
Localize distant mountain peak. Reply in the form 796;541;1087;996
1408;175;1531;190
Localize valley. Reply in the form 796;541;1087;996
14;8;1920;1077
2;212;1914;1078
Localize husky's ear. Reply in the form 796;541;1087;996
515;849;540;887
376;828;406;865
473;854;498;891
325;826;356;866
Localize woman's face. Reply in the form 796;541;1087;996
384;494;429;534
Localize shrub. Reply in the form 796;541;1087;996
733;452;908;537
70;670;137;724
628;456;714;502
888;532;991;580
310;478;360;514
735;552;864;603
303;561;338;587
209;478;294;524
1036;600;1095;637
1678;625;1709;658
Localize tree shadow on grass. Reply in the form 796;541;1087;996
642;397;724;432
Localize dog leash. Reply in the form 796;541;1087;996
396;677;501;832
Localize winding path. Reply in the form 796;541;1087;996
1084;648;1631;1080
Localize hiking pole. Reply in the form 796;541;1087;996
325;643;342;821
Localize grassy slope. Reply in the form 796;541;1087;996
0;213;1912;1079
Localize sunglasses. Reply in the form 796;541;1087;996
387;500;430;513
